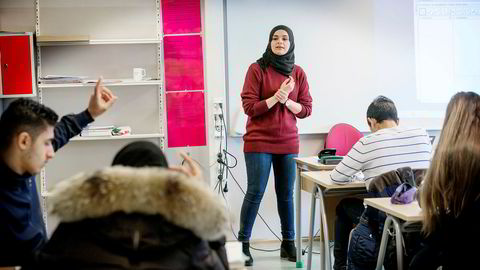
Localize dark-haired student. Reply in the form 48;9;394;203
0;78;116;267
330;96;432;270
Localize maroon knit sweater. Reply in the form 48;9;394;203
241;63;313;154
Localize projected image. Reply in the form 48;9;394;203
414;0;480;103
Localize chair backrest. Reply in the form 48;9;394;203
324;123;363;156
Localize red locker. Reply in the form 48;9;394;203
0;33;36;96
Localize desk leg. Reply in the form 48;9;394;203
376;215;404;270
318;189;331;270
392;217;403;270
307;186;318;270
376;216;393;270
295;166;304;268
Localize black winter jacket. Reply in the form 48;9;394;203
26;167;230;270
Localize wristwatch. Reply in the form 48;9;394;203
284;99;290;106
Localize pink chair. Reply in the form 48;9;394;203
324;123;363;156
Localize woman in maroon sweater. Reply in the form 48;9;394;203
238;25;312;266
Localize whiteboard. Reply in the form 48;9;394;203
225;0;455;135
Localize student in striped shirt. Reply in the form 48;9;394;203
332;96;432;270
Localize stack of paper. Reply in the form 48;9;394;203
80;125;115;137
83;79;123;84
39;75;87;84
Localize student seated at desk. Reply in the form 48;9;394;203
27;142;230;270
329;96;432;270
410;92;480;270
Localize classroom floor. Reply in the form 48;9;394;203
246;240;334;270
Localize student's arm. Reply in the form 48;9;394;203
52;110;93;151
330;140;365;184
288;67;312;118
52;78;117;151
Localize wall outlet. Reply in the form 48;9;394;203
213;97;223;107
214;114;222;138
213;97;224;138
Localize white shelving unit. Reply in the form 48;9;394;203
34;0;165;233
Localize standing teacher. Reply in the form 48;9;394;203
238;25;313;266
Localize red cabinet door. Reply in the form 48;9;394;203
0;35;34;95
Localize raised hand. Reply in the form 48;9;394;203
170;152;203;181
87;77;118;119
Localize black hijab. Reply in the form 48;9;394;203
112;141;168;168
257;25;295;76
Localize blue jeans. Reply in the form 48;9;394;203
238;152;298;242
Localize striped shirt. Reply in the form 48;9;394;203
330;127;432;189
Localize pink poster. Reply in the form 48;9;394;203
162;0;201;35
164;35;204;91
166;91;206;147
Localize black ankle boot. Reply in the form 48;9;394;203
242;242;253;266
280;240;297;262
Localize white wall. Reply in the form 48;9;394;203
203;0;442;242
203;0;326;241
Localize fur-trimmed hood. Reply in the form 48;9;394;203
47;166;230;241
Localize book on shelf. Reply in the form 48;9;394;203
80;125;132;137
84;125;115;130
80;125;114;137
80;130;112;137
83;79;123;84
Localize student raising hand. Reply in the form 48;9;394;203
88;77;118;119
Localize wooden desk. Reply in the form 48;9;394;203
294;156;336;268
302;171;366;270
364;198;422;270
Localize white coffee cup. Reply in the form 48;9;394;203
133;68;146;81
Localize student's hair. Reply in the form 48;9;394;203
366;95;399;124
112;141;168;168
421;92;480;235
0;98;58;153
